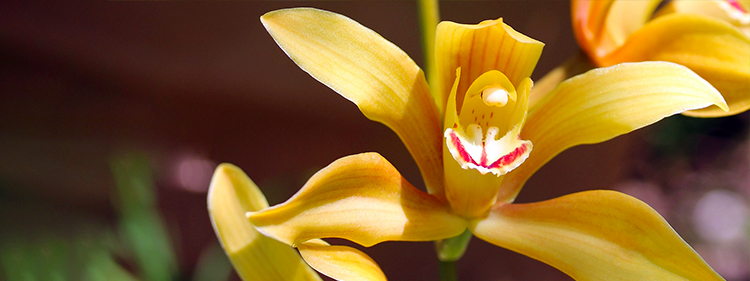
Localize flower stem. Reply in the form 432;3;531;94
418;0;440;100
438;260;458;281
435;228;472;261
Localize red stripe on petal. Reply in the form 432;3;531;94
488;143;529;170
728;0;747;13
448;130;478;166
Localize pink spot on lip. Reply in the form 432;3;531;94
728;0;747;12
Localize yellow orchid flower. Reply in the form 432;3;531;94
211;7;730;280
572;0;750;117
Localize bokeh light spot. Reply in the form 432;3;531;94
693;189;750;243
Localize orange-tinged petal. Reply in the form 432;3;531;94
248;153;467;247
471;190;723;281
207;164;321;281
298;240;387;281
499;62;727;202
601;14;750;117
261;8;444;197
572;0;661;63
435;18;543;111
571;0;613;58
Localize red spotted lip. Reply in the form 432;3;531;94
447;129;529;172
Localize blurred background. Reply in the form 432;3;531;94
0;1;747;280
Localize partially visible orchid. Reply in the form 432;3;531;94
209;7;730;281
572;0;750;117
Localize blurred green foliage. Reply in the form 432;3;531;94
1;151;232;281
110;152;177;281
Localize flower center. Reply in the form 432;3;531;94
443;70;532;177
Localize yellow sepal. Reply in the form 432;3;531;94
207;164;321;281
501;62;727;200
298;240;387;281
471;190;723;281
261;8;445;197
248;153;467;247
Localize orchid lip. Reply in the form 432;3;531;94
444;125;532;176
443;70;532;178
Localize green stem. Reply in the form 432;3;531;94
438;260;458;281
435;228;472;261
418;0;440;106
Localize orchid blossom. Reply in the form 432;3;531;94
209;7;730;281
572;0;750;117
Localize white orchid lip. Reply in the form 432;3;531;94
444;125;531;176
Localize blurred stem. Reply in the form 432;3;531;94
111;152;177;281
439;260;458;281
418;0;440;102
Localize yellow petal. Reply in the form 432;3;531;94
500;62;727;202
261;8;444;197
571;0;661;63
207;164;321;281
601;14;750;117
471;190;723;281
298;240;387;281
435;18;543;112
248;153;467;247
